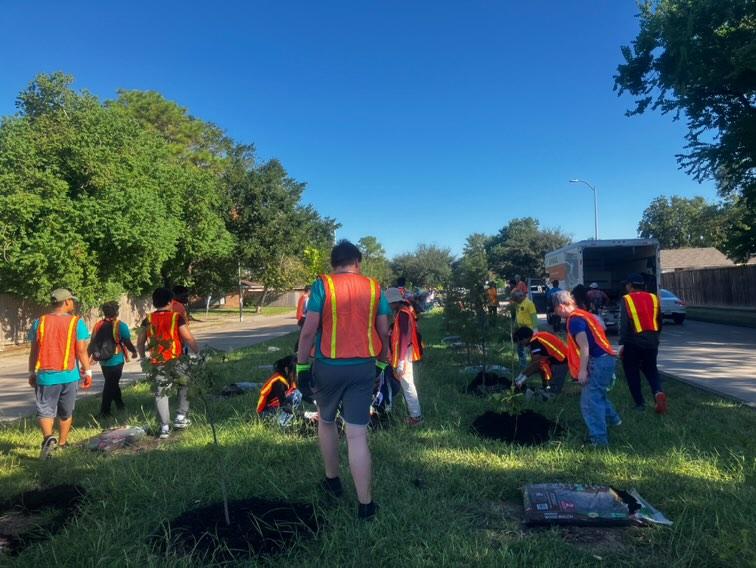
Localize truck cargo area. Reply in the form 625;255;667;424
582;244;659;297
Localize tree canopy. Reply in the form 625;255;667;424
357;236;393;286
391;244;454;289
486;218;570;279
638;195;731;250
614;0;755;260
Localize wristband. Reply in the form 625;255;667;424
296;363;312;373
376;361;388;370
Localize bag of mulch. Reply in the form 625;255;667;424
88;427;146;452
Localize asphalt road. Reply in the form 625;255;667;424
0;313;298;421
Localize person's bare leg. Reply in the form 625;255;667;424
345;424;372;504
318;420;340;478
58;418;73;445
38;418;54;438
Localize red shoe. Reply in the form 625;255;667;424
655;392;668;414
405;416;424;427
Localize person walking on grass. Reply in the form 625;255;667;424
386;287;424;426
296;285;311;328
27;288;92;458
297;240;391;521
89;301;138;417
619;273;667;414
553;290;621;448
137;288;199;439
511;290;539;370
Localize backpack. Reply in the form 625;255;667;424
88;319;120;362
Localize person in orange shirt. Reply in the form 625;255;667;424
486;282;498;317
27;288;92;458
296;285;311;327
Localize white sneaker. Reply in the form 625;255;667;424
173;415;191;429
159;425;170;439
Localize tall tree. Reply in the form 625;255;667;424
391;244;454;289
638;195;730;249
614;0;756;261
357;236;393;285
487;218;570;279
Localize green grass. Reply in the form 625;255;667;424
686;306;756;329
1;314;755;566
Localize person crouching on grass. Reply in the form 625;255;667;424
257;356;302;426
512;326;568;401
553;290;621;448
27;288;92;458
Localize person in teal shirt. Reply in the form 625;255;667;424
91;301;138;416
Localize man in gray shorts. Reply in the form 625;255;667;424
28;288;92;458
297;240;390;520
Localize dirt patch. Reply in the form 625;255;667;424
471;410;563;445
0;485;86;556
161;498;321;562
465;372;512;396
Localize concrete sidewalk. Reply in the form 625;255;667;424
0;313;298;421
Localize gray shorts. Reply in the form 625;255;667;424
312;359;374;427
36;382;79;420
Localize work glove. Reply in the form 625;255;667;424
514;373;528;388
81;370;93;390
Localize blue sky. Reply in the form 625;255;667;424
0;1;718;257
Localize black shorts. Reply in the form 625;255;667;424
35;382;78;419
312;359;374;427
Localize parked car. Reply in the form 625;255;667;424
660;289;686;324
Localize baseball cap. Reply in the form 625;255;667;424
51;288;77;303
385;287;404;304
625;273;645;285
589;282;599;289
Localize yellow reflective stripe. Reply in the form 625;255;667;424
35;316;46;370
367;278;377;357
650;294;660;331
62;317;77;370
170;313;179;356
536;336;565;360
625;296;643;333
324;275;338;358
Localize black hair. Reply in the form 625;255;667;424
102;301;119;318
152;287;174;308
512;326;534;342
172;285;189;304
330;240;362;268
508;279;516;286
571;284;588;310
274;355;296;376
551;280;559;287
304;284;311;292
395;276;407;287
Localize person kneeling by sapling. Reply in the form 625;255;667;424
257;356;302;427
512;326;569;401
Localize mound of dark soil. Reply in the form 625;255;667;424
163;498;320;561
471;410;563;445
465;372;512;395
0;485;86;556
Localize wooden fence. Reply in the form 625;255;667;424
661;265;756;307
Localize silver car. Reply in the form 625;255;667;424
660;289;686;324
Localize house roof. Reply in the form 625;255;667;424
660;247;734;272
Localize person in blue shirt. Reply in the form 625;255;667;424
91;301;138;417
28;288;92;458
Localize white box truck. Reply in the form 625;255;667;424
544;239;661;332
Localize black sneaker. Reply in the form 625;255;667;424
321;477;343;498
40;436;58;459
357;501;378;520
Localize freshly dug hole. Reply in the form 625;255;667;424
162;498;320;561
465;372;512;395
471;410;563;445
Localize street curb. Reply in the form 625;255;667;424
661;371;755;410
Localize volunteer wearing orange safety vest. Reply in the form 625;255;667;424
554;290;621;448
297;240;390;521
619;273;667;414
257;356;299;416
512;327;569;397
296;285;311;327
386;287;424;425
137;288;199;440
27;288;92;459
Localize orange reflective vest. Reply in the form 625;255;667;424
530;331;567;382
566;309;615;378
623;291;660;333
391;305;423;367
296;294;308;321
35;314;80;372
146;311;183;365
256;372;295;414
92;318;129;362
319;273;382;359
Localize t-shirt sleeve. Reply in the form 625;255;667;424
76;319;90;341
568;317;587;338
529;340;545;356
377;293;391;317
120;321;131;340
176;315;187;327
306;280;325;314
28;319;39;342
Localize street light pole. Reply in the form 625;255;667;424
569;179;598;240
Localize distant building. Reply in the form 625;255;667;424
660;247;734;273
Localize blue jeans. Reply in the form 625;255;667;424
580;355;621;446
